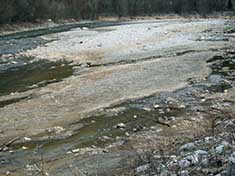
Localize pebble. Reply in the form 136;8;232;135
23;137;32;141
2;147;9;152
215;145;225;154
6;171;11;175
100;136;110;141
125;132;130;137
22;146;28;150
201;98;206;102
115;123;126;129
185;154;199;164
72;149;80;153
136;164;149;173
179;170;189;176
143;107;151;111
221;141;231;148
178;159;191;168
194;150;208;156
226;156;235;176
179;142;196;152
102;149;109;153
154;104;160;108
201;158;209;166
179;104;186;108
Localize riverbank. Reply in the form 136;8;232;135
1;14;234;36
0;18;234;175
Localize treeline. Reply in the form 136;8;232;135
0;0;234;24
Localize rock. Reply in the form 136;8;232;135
179;142;196;152
136;164;149;173
5;171;11;175
133;128;138;132
115;123;126;129
102;149;109;153
215;145;225;154
160;170;171;176
201;158;209;166
72;148;80;153
201;98;206;102
143;107;151;111
154;104;160;108
179;104;186;109
226;156;235;176
23;137;32;141
208;74;224;84
46;126;65;134
178;159;191;168
2;147;9;152
179;170;189;176
27;84;39;89
209;158;223;167
194;150;208;156
125;132;130;137
100;136;110;141
221;141;232;148
22;146;28;150
185;154;199;165
205;137;213;143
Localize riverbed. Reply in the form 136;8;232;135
0;18;235;175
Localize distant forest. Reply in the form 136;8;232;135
0;0;234;24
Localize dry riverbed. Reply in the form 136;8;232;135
0;19;235;175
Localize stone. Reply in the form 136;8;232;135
102;149;109;153
226;156;235;176
179;170;189;176
185;154;199;164
221;141;231;148
179;142;196;152
154;104;160;108
194;150;208;156
208;74;223;84
2;147;9;152
179;104;186;109
100;136;110;141
125;132;130;137
201;158;209;166
215;145;225;154
115;123;126;129
136;164;149;173
22;146;28;150
205;137;213;143
23;137;32;141
143;107;151;111
72;149;80;153
178;159;191;168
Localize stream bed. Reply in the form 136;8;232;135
0;19;234;175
